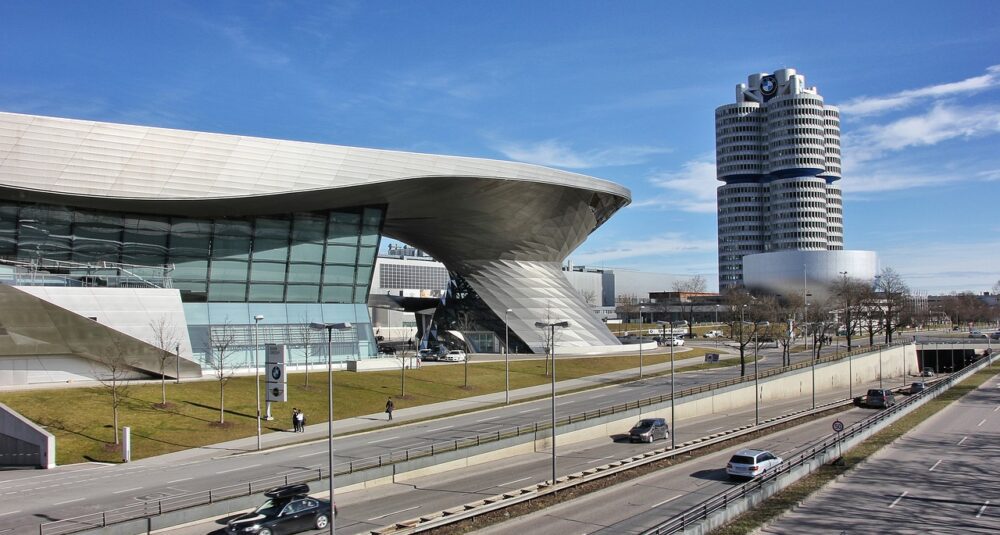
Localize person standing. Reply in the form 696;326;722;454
296;410;305;432
292;408;300;432
385;398;395;421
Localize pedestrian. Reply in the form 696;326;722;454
385;398;394;421
292;408;300;432
296;410;305;432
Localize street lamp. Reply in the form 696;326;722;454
535;320;569;488
656;320;675;449
504;308;513;404
715;304;719;325
253;314;264;451
638;305;645;378
310;321;352;535
175;343;181;385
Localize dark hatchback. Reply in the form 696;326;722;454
628;418;669;443
226;484;335;535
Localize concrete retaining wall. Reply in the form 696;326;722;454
0;401;54;468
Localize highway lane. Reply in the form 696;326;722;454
150;377;893;535
0;340;907;534
758;370;1000;534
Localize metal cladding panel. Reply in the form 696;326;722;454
743;250;878;302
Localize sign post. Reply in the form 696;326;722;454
265;344;288;420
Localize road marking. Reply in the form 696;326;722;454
217;464;258;475
977;501;990;518
706;426;725;432
298;451;325;458
889;491;908;508
957;436;968;446
978;419;987;427
367;505;420;521
368;436;400;444
0;510;20;517
519;408;537;413
480;416;500;421
426;425;453;433
557;400;576;406
54;498;85;505
112;487;143;494
928;460;942;472
994;406;999;412
650;494;684;509
498;476;532;486
166;477;192;484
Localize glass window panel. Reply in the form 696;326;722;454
182;303;209;324
285;285;320;303
356;246;376;266
175;281;207;298
328;211;360;246
212;221;252;260
207;303;251;324
322;285;353;303
287;263;321;284
253;219;290;262
173;258;209;280
71;212;123;263
325;245;357;264
209;260;249;282
359;226;380;247
362;207;383;227
250;261;286;283
170;219;212;258
355;266;372;286
248;284;284;302
0;205;17;256
323;265;355;285
208;282;247;301
122;217;169;265
354;286;368;303
289;215;326;262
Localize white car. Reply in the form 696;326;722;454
726;448;783;479
665;336;684;346
703;330;723;338
440;350;467;362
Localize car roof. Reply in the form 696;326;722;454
732;448;769;456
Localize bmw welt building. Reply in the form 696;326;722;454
0;112;631;386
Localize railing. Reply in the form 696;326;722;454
37;341;910;535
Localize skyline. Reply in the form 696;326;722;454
2;2;998;294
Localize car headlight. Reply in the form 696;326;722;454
243;526;261;533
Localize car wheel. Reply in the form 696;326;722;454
258;529;272;535
315;514;329;529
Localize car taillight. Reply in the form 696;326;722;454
727;463;733;469
750;465;759;471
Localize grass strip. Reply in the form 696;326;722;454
710;364;1000;535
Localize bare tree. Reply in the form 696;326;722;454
770;295;800;366
91;337;137;445
833;274;869;351
672;275;707;337
579;288;598;307
295;318;322;389
874;267;910;343
149;315;180;407
859;284;884;346
805;300;836;360
722;289;768;376
205;322;240;424
616;293;640;335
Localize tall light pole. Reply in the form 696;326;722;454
310;321;352;535
656;320;675;448
504;308;512;404
839;271;851;398
536;320;569;488
753;325;759;425
638;305;645;378
878;344;883;388
715;304;719;325
253;314;263;451
175;343;181;384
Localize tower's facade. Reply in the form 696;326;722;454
715;68;843;290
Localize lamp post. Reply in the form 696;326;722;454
638;305;645;378
715;304;719;325
878;344;883;389
504;308;512;405
753;325;759;426
656;320;675;448
310;321;352;535
536;320;569;488
253;314;263;451
175;343;181;384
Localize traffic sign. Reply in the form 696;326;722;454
832;420;844;433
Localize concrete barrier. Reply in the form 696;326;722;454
0;401;54;468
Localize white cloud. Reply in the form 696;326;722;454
845;102;1000;164
840;64;1000;116
638;157;718;213
877;240;1000;294
495;139;671;169
572;232;715;264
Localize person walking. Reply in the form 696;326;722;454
292;408;300;432
385;398;395;421
296;410;305;432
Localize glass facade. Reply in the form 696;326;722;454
0;201;385;364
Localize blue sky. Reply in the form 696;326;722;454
2;1;998;294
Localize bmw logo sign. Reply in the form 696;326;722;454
760;75;777;96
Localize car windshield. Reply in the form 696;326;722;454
634;419;656;428
729;455;755;464
254;498;286;517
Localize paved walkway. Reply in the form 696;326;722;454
126;345;736;467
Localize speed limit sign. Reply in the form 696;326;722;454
832;420;844;433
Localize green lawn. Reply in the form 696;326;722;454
0;348;714;465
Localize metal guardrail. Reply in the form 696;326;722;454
36;341;910;535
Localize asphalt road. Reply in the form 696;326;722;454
0;335;928;534
758;369;1000;534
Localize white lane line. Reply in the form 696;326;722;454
54;498;85;505
478;424;503;431
167;477;192;484
519;409;537;413
978;419;987;427
556;400;576;406
650;494;684;509
928;460;942;472
0;510;20;517
298;451;325;458
993;406;999;412
217;464;258;475
498;476;532;487
367;505;420;521
480;416;500;421
112;487;143;494
706;426;725;432
427;425;453;433
889;491;908;508
957;436;968;446
977;501;990;518
588;456;615;464
367;435;400;444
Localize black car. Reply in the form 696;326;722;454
226;484;335;535
628;418;669;443
865;388;895;409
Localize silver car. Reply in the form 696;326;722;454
726;448;782;479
